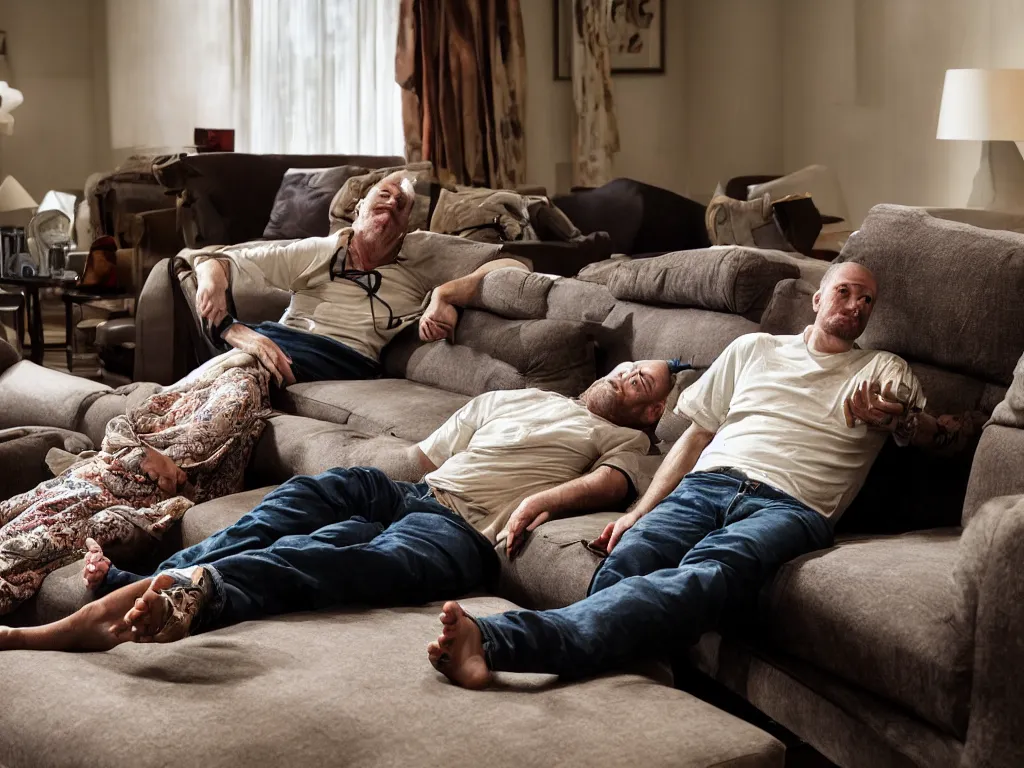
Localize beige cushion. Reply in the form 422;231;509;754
655;368;703;444
839;204;1024;386
0;597;783;767
274;379;471;442
765;530;970;739
0;361;110;432
467;268;554;320
328;161;446;234
605;247;800;315
382;310;596;399
759;278;818;336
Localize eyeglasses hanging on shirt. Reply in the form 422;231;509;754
328;245;403;331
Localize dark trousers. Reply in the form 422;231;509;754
102;468;498;629
248;322;380;384
475;471;834;679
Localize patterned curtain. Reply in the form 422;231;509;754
571;0;620;188
396;0;527;189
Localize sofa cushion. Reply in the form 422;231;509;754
839;204;1024;386
764;530;971;739
382;311;596;398
496;513;614;610
179;486;275;547
0;597;783;768
0;361;110;432
274;378;471;442
989;350;1024;429
248;414;421;486
262;165;370;240
597;302;758;374
328;161;445;234
154;153;405;248
466;268;553;320
605;247;800;315
429;186;536;243
759;278;818;335
963;425;1024;526
546;276;618;324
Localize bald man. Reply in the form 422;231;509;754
430;262;975;688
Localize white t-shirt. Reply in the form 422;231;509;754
418;389;652;544
676;332;925;520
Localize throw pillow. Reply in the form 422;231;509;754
605;247;800;315
328;161;446;234
838;204;1024;386
262;165;369;240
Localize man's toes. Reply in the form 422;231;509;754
151;573;176;591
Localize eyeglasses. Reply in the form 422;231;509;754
330;258;402;331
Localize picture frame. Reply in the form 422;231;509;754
554;0;665;81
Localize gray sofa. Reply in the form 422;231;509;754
1;204;1023;768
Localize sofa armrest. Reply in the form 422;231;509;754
957;494;1024;768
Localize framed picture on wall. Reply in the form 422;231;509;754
554;0;665;80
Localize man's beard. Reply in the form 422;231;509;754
354;214;405;268
581;379;618;421
822;313;865;341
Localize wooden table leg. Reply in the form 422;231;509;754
30;287;44;365
64;294;73;372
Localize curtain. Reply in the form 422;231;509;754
234;0;404;156
571;0;620;188
396;0;527;189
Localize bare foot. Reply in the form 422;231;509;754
82;537;111;590
118;567;211;644
427;601;492;689
0;579;154;652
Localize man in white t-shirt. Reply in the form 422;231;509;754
191;171;524;386
429;262;973;688
0;360;673;650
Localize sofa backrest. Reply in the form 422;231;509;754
154;153;405;249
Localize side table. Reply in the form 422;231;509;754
0;275;76;365
62;288;135;372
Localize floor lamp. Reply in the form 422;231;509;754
937;69;1024;212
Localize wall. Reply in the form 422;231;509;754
105;0;234;164
781;0;1024;225
0;0;112;204
521;0;784;199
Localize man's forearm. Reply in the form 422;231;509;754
196;257;230;289
529;466;629;518
434;259;527;307
632;424;715;517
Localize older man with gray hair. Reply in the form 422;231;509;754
193;171;525;386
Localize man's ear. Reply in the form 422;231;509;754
645;401;667;426
812;290;821;312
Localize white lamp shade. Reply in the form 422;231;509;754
0;81;24;136
937;69;1024;141
0;175;37;213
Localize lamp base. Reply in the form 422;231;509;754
967;140;1024;212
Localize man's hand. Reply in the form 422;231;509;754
591;508;643;554
844;380;907;431
195;259;230;326
505;495;552;559
419;292;458;342
223;324;295;387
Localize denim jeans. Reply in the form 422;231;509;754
475;470;834;679
102;467;498;630
247;321;380;383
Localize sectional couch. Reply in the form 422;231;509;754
1;204;1023;768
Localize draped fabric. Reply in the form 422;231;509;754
571;0;620;188
396;0;527;189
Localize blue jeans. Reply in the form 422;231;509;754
102;468;498;630
475;470;834;679
248;322;380;383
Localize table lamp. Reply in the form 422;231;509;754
937;68;1024;212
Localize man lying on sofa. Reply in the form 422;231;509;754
0;359;673;650
193;170;525;385
426;262;984;689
